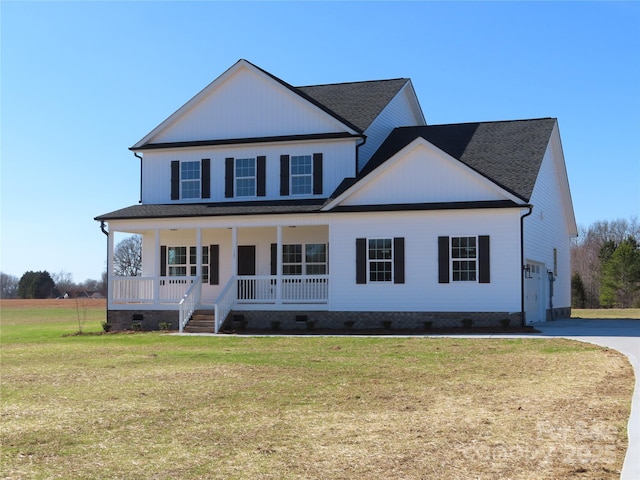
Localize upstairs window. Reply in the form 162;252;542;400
280;153;323;196
181;161;201;199
290;155;313;195
235;158;256;197
170;159;210;200
225;156;266;198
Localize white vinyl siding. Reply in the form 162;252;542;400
140;139;355;204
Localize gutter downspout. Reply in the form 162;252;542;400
100;221;109;311
134;152;143;204
520;205;533;327
355;135;367;174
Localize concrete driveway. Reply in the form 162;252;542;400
533;319;640;480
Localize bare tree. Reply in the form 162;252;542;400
113;235;142;276
0;272;19;299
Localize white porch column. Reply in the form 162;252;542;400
196;228;202;278
276;225;283;304
154;229;160;305
107;227;114;308
231;227;237;277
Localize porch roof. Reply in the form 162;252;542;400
94;199;327;221
95;198;522;221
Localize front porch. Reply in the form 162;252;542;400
106;223;330;332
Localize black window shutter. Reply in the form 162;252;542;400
257;156;266;197
209;244;219;285
160;245;167;277
438;236;450;283
201;159;211;199
270;243;277;275
356;238;366;284
394;237;405;284
478;236;490;283
225;158;234;198
170;161;180;200
280;155;289;196
313;153;323;195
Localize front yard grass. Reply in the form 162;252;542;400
0;300;634;479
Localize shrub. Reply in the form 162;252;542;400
306;320;315;331
270;320;281;331
344;320;355;330
382;320;393;330
159;322;171;331
101;321;112;333
500;318;511;328
462;318;474;329
423;321;433;331
131;321;142;331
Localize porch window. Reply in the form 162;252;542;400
282;243;327;275
235;158;256;197
368;238;393;282
189;246;209;283
168;247;187;276
291;155;312;195
165;245;209;280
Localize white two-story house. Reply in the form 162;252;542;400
95;59;577;332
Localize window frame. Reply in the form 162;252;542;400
367;238;393;283
235;157;256;197
167;245;209;281
451;236;478;282
180;161;201;200
290;155;313;196
282;243;328;276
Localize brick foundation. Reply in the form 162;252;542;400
226;310;524;332
107;310;179;331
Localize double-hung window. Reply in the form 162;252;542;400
282;243;327;275
235;158;256;197
290;155;313;195
167;247;187;276
451;236;477;281
171;159;209;200
438;235;490;284
368;238;393;282
181;161;201;199
356;237;405;284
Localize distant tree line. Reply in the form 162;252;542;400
1;236;140;300
0;270;107;299
571;217;640;308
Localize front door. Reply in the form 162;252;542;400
237;246;256;299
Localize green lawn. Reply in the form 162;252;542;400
572;308;640;319
0;300;634;479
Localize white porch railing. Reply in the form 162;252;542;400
111;276;196;304
178;276;201;333
237;275;329;304
214;277;237;333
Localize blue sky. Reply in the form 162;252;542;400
1;1;639;283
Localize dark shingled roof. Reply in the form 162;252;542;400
360;118;557;201
298;79;410;133
95;199;326;221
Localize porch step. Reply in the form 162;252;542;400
184;310;216;333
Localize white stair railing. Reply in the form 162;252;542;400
178;276;201;333
214;277;237;333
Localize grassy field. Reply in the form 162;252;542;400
0;300;635;479
573;308;640;319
